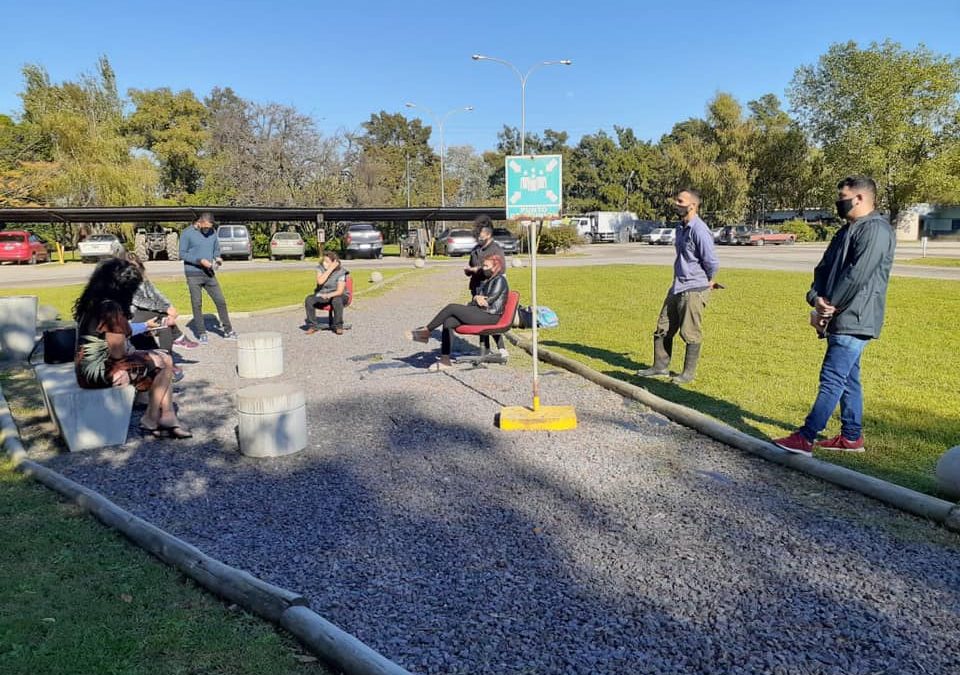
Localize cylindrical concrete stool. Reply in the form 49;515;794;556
0;295;38;361
237;384;307;458
237;331;283;379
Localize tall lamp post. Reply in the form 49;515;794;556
471;54;572;155
404;102;473;208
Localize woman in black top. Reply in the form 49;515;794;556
74;258;192;439
408;255;509;371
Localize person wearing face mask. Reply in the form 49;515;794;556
774;176;895;457
178;212;237;344
637;188;721;384
465;215;504;295
407;255;509;371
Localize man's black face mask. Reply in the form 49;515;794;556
835;197;856;220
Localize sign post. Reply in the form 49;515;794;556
499;155;576;431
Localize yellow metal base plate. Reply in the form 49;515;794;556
498;405;578;431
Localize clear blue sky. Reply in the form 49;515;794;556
2;0;957;152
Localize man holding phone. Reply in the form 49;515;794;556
179;212;237;344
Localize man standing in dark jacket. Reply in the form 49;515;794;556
775;176;896;457
179;213;237;344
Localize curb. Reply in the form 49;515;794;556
0;380;414;675
230;268;422;319
505;332;960;533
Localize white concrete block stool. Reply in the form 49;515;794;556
936;446;960;501
237;331;283;379
35;363;135;451
0;295;38;361
237;383;307;458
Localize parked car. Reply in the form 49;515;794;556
77;233;124;263
0;230;50;264
718;225;753;245
341;222;383;259
629;220;660;242
641;227;676;245
435;229;478;257
270;231;305;260
737;228;797;246
492;227;519;254
217;224;252;260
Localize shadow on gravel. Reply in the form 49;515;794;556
542;339;796;436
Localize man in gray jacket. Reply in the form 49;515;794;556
775;176;896;457
179;213;237;344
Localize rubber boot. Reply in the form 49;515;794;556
637;336;671;377
671;343;701;385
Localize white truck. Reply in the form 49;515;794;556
567;211;639;244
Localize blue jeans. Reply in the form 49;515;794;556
799;334;869;441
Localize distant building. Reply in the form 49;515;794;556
761;209;836;225
896;204;960;241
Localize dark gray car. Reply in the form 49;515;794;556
341;223;383;259
492;227;519;255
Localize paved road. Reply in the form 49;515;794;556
27;267;960;674
2;241;959;288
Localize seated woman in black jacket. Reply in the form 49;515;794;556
408;255;509;371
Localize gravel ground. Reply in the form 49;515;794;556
35;267;960;675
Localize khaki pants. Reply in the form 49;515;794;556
654;289;710;344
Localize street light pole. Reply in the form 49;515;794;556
405;102;473;208
472;54;572;155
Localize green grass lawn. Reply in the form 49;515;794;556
506;265;960;495
902;257;960;268
0;369;326;674
0;268;410;319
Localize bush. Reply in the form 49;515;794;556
252;232;270;258
778;219;818;242
519;224;582;254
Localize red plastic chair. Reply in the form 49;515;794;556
455;290;520;337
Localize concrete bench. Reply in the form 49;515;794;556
237;331;283;379
237;383;307;458
0;295;38;361
35;363;135;452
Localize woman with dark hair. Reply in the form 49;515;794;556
73;257;192;439
407;255;509;371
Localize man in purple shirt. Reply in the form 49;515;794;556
637;188;721;384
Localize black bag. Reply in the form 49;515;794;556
30;327;77;364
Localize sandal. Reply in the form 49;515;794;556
157;424;193;439
406;328;430;344
138;423;161;437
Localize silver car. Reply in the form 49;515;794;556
270;231;305;260
217;225;252;260
78;233;124;262
437;229;477;257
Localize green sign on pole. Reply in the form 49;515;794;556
505;154;562;220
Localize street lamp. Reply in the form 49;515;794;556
472;54;572;155
404;102;473;208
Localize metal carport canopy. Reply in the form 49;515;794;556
0;206;506;224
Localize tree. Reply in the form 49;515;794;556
12;57;158;206
789;40;960;216
352;111;438;208
125;88;208;198
445;145;492;206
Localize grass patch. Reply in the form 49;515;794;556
506;265;960;495
0;268;411;319
0;370;327;674
902;257;960;268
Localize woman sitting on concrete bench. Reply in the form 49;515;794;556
74;257;192;439
407;255;509;372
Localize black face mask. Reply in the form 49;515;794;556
672;204;689;217
835;198;856;220
201;227;214;237
482;267;494;278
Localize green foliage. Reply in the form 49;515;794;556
789;40;960;216
518;224;581;253
777;218;818;242
251;232;270;258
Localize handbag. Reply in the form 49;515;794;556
29;326;78;364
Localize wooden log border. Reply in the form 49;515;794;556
0;382;414;675
505;332;960;533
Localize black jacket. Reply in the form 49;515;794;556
806;211;895;339
468;240;504;293
471;274;509;315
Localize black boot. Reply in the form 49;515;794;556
671;343;701;385
637;336;671;377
